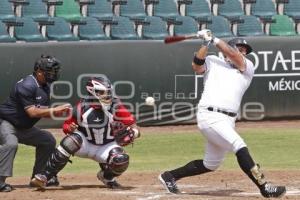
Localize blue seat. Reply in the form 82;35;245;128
237;15;264;36
218;0;244;20
152;0;179;19
78;17;109;40
251;0;276;19
173;16;198;36
0;21;16;42
119;0;146;20
207;16;233;38
14;17;47;42
185;0;212;21
142;16;169;39
46;17;79;41
87;0;114;20
22;0;49;20
110;16;139;40
283;0;300;19
0;1;15;20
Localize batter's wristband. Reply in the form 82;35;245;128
193;53;205;65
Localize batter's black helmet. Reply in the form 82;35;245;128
227;38;252;55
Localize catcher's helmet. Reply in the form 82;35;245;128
34;55;61;83
227;38;252;55
86;76;113;110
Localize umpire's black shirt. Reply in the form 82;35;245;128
0;75;50;129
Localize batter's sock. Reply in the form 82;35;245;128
168;160;212;181
236;147;266;188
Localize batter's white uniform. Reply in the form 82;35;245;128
197;55;254;170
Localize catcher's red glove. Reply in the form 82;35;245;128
111;121;136;146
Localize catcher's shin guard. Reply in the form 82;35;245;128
107;147;129;176
99;147;129;180
44;133;83;178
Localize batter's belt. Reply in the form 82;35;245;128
207;107;237;117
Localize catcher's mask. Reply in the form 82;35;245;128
34;55;61;83
86;76;113;110
227;38;253;55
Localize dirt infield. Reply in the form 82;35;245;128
2;120;300;200
2;170;300;200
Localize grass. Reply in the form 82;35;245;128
13;126;300;177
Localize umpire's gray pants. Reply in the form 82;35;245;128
0;119;56;178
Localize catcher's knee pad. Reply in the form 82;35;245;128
107;147;129;176
59;133;83;156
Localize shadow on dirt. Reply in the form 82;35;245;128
184;189;244;197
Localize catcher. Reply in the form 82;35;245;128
30;75;140;189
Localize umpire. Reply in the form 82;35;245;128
0;55;71;192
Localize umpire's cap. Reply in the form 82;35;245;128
34;54;61;83
227;38;252;55
34;54;61;72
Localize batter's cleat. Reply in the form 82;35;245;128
260;183;286;198
97;171;121;189
46;176;60;187
158;171;180;194
0;183;13;192
30;174;48;189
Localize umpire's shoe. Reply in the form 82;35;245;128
0;183;14;192
97;171;121;189
158;171;180;194
260;182;286;198
30;174;48;189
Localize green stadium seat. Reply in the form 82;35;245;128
185;0;211;21
55;0;82;22
0;1;15;20
251;0;276;19
22;0;49;20
269;14;297;36
78;17;109;40
142;16;169;39
173;16;198;36
152;0;179;20
283;0;300;19
0;21;16;42
14;17;47;42
46;17;80;41
110;16;139;39
119;0;146;20
87;0;114;20
218;0;244;20
237;15;264;36
207;15;233;38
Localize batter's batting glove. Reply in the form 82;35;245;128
197;29;220;46
197;29;213;41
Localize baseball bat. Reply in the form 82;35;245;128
164;34;198;44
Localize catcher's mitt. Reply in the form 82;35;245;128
111;121;135;146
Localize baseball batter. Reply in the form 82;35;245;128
30;75;140;189
159;30;286;198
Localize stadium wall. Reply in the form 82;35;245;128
0;36;299;127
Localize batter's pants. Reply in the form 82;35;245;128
0;120;56;178
197;108;247;171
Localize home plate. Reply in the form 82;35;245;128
232;190;300;196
